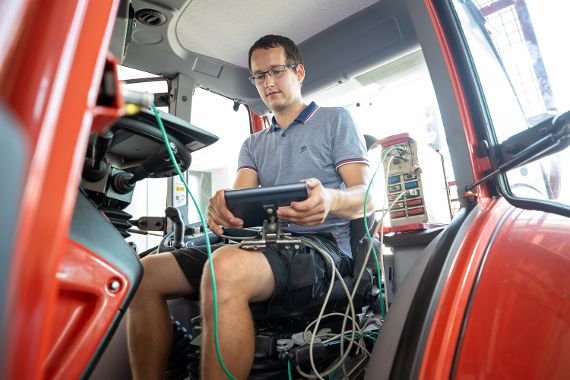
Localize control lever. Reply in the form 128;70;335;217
165;207;185;249
129;216;166;231
93;131;114;168
133;142;178;182
112;142;178;194
83;131;113;182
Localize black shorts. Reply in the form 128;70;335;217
171;234;352;310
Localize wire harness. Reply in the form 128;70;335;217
152;103;408;378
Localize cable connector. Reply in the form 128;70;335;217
121;85;154;107
392;154;409;162
463;186;479;203
287;343;327;367
394;145;406;153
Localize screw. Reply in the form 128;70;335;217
181;95;187;102
108;280;121;292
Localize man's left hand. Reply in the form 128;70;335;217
276;178;330;225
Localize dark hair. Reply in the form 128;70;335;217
248;35;303;72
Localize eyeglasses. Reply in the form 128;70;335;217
248;63;297;85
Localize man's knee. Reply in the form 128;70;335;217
132;255;163;301
202;246;246;299
201;246;272;307
133;253;193;304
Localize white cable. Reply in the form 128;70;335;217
301;237;352;380
321;330;366;344
379;154;395;313
293;210;401;379
323;333;371;356
216;233;257;240
336;230;376;378
313;152;399;377
366;152;408;315
292;149;407;379
334;153;397;374
292;236;357;380
362;316;383;331
377;190;408;312
286;236;335;380
303;312;357;339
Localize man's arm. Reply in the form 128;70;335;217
232;167;259;189
330;162;375;219
207;168;259;234
276;162;375;225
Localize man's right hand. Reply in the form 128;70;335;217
207;189;244;235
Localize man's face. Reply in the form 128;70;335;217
250;46;304;113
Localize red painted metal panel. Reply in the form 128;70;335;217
378;132;410;148
454;209;570;379
422;0;492;198
250;108;266;133
0;0;33;74
45;239;131;379
419;197;513;380
0;0;120;378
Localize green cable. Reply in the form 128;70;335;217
151;104;236;380
363;146;401;319
153;103;394;377
329;331;379;344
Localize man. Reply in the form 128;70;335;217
127;35;374;380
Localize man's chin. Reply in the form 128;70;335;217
267;100;287;112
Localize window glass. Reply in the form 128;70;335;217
452;0;569;206
117;65;169;112
187;87;251;223
117;65;169;251
311;50;459;217
114;68;250;248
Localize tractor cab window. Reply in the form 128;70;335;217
452;0;570;207
312;49;458;218
116;66;170;250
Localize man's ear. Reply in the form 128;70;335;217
296;64;305;84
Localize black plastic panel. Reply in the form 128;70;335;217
0;102;27;374
69;192;143;379
364;205;474;380
69;192;142;295
302;4;416;93
383;227;445;248
122;0;420;115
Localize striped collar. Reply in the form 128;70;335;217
270;101;319;131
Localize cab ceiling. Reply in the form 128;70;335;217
176;0;378;68
122;0;419;113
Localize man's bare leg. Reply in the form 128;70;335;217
127;253;196;380
200;246;275;380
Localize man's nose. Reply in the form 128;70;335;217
264;73;275;87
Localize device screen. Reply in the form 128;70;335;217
224;182;308;227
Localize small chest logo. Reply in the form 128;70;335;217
300;146;307;153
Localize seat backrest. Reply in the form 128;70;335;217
348;213;379;304
349;212;378;276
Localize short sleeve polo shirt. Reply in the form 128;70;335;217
237;102;368;257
